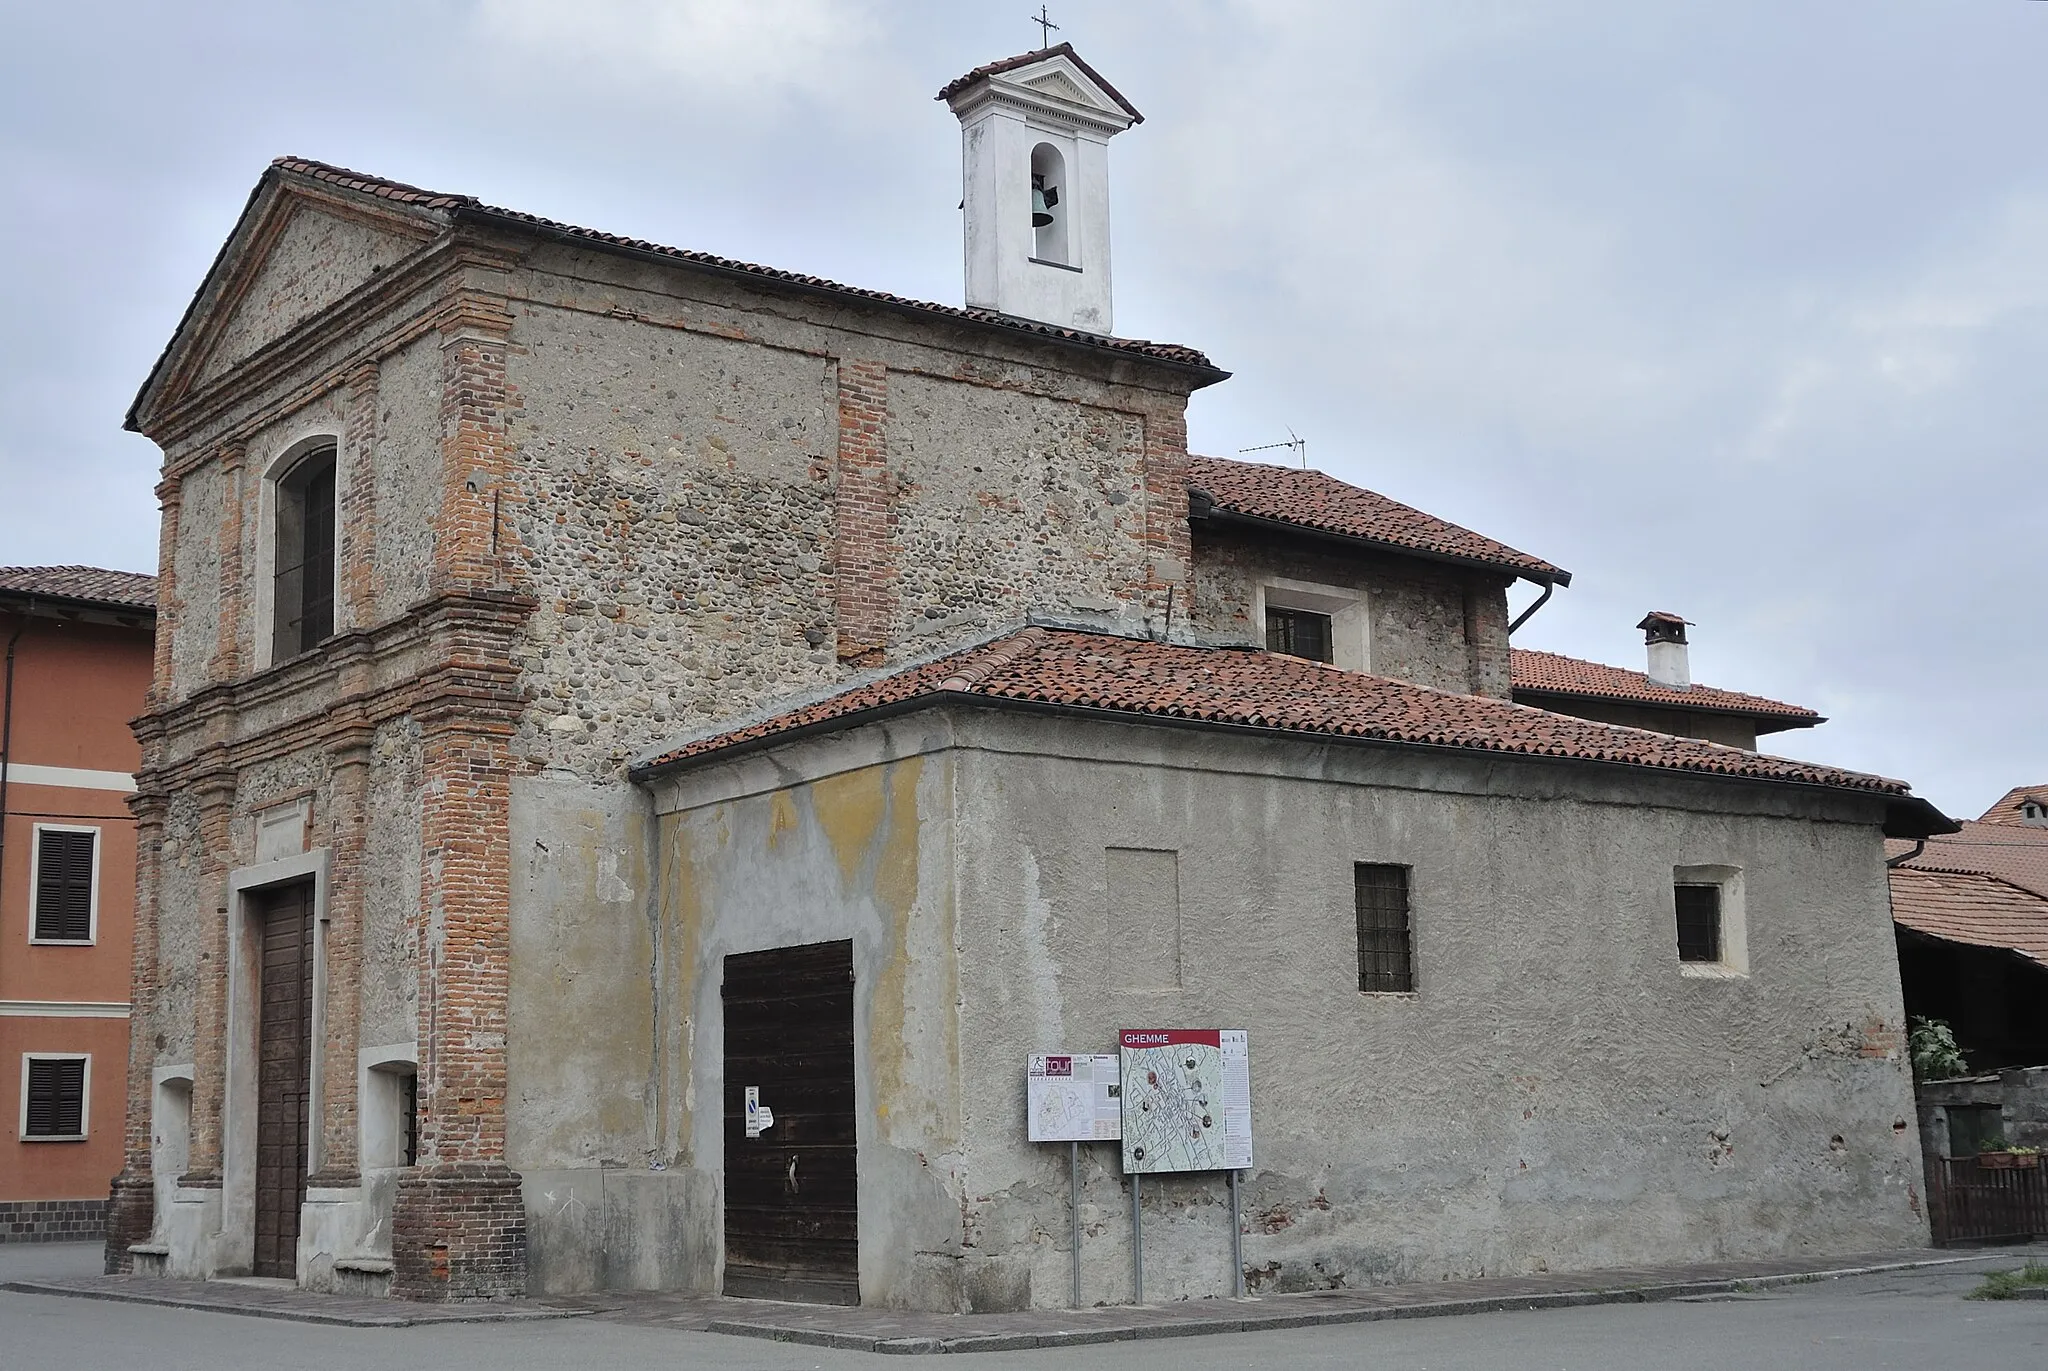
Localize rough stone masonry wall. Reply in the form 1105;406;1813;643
1191;527;1512;696
945;713;1924;1307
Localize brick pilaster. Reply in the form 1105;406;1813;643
148;477;182;706
178;767;238;1188
433;313;519;595
832;358;896;665
1138;403;1192;610
340;363;381;629
391;708;524;1299
308;726;373;1186
105;792;168;1272
209;445;247;682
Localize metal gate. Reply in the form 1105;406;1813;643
722;940;858;1304
1930;1156;2047;1245
253;882;313;1279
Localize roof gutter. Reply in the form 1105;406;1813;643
631;689;1953;839
451;205;1233;390
1506;581;1553;636
1187;500;1570;590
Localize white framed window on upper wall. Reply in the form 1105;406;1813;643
20;1054;90;1141
1673;864;1748;978
258;436;340;667
1256;578;1371;672
28;824;99;945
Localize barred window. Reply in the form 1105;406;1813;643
32;827;97;942
1267;608;1334;664
23;1057;88;1139
1675;883;1721;963
1355;863;1414;993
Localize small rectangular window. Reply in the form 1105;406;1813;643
1675;883;1721;963
1355;864;1414;993
1267;608;1334;663
32;828;97;942
400;1069;419;1167
23;1057;88;1139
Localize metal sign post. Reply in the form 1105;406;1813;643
1131;1172;1144;1303
1228;1168;1244;1297
1069;1140;1081;1308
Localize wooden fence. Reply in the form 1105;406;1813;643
1930;1157;2048;1245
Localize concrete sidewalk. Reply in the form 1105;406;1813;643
5;1245;2036;1350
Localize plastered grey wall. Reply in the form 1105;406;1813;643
644;738;972;1309
1190;528;1510;696
151;791;205;1066
358;719;422;1051
371;333;444;622
931;712;1924;1307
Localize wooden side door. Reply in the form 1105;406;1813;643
722;940;858;1304
253;882;313;1280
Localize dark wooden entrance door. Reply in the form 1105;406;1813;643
723;940;858;1304
253;881;313;1279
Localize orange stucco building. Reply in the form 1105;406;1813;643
1;567;155;1242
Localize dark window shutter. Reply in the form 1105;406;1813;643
34;829;96;941
25;1058;86;1138
1355;863;1414;993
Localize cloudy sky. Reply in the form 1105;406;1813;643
3;1;2041;817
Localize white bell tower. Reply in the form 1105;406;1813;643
939;44;1143;335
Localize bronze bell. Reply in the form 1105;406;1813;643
1031;177;1059;228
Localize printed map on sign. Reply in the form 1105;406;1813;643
1119;1030;1252;1173
1027;1053;1121;1142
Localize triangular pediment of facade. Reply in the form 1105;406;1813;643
130;172;443;433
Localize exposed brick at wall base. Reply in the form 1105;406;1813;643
390;1163;526;1300
1;1198;110;1245
100;1177;153;1268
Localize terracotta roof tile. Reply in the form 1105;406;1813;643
268;158;1214;373
935;43;1145;122
637;628;1912;813
1978;784;2048;826
0;565;158;614
1510;648;1822;724
1186;456;1568;585
1889;819;2048;903
1890;866;2048;967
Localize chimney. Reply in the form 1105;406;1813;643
1638;612;1691;690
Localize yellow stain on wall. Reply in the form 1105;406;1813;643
813;764;891;890
768;790;799;849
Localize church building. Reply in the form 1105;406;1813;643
109;45;1949;1308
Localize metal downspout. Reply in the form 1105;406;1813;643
0;599;33;958
1507;580;1555;637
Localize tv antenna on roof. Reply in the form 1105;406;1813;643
1030;5;1059;47
1238;428;1306;468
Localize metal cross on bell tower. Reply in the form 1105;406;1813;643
1030;5;1060;48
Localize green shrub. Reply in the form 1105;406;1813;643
1909;1018;1969;1082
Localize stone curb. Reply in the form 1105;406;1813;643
703;1254;2004;1356
0;1279;591;1328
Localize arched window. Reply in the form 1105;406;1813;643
271;444;336;660
1030;142;1069;265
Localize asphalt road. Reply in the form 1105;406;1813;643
3;1243;2043;1370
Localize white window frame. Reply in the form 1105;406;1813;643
1674;864;1748;978
359;1045;420;1170
27;823;100;946
1255;577;1372;673
19;1052;91;1142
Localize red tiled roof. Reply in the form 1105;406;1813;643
935;43;1145;123
1890;866;2048;967
0;566;158;614
268;158;1212;372
1889;820;2048;903
1186;456;1569;586
1979;784;2048;826
1510;648;1822;725
637;629;1921;819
